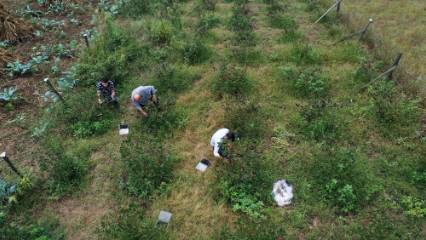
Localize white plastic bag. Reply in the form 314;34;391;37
272;180;293;207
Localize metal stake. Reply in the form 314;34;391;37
83;33;90;48
358;18;373;41
1;152;23;178
333;18;373;45
360;53;403;90
44;78;67;105
336;0;341;13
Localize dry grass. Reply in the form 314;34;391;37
341;0;426;95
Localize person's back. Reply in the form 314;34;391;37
210;128;230;158
131;85;158;117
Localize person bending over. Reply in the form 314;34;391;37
96;78;119;108
131;85;158;117
210;128;236;158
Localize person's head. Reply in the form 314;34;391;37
226;131;236;142
100;78;109;86
133;94;141;102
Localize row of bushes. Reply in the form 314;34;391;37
210;0;277;221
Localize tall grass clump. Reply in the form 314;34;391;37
41;137;89;195
182;38;210;64
119;0;152;17
147;20;174;46
76;19;148;87
120;135;176;199
196;12;220;36
229;46;263;65
224;101;269;139
294;100;344;142
292;67;330;98
367;79;421;136
289;43;321;65
211;63;252;98
154;62;201;93
194;0;217;13
228;4;252;33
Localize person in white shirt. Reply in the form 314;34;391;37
210;128;236;158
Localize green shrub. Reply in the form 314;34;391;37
368;80;421;136
99;206;169;240
154;63;201;93
51;89;115;138
182;39;210;64
71;119;112;138
309;147;379;214
401;196;426;218
224;101;269;139
196;12;220;36
212;64;252;98
228;5;252;33
295;100;343;142
265;0;286;14
214;140;275;219
269;14;298;32
120;136;176;199
229;46;262;65
148;20;174;45
231;30;257;47
119;0;152;17
279;65;297;82
140;99;187;138
76;20;148;87
0;218;65;240
289;43;321;65
195;0;217;13
292;67;329;98
41;136;88;195
304;0;321;13
49;154;88;194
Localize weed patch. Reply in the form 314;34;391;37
212;63;252;98
367;80;421;136
120;135;176;199
99;205;169;240
214;141;276;219
76;19;148;87
289;43;321;65
182;39;210;64
292;67;330;98
309;147;380;214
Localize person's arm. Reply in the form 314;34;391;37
213;142;221;158
133;100;148;117
97;91;102;104
110;81;116;97
139;107;148;117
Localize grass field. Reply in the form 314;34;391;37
337;0;426;95
1;0;425;239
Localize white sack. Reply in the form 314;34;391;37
272;179;293;207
